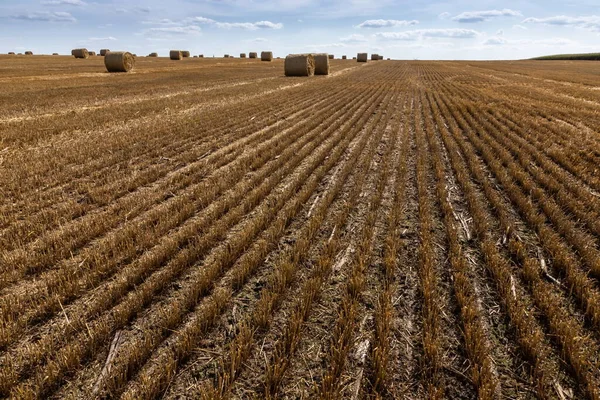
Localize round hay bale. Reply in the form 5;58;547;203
199;54;204;58
25;51;33;55
342;55;347;60
148;52;158;57
52;53;59;55
182;51;190;57
8;52;15;55
72;48;89;59
328;54;334;60
170;50;182;60
89;51;96;56
104;51;135;73
387;58;390;60
261;51;273;61
284;53;315;77
313;53;330;75
224;54;229;58
249;52;257;59
353;56;357;59
378;55;384;60
240;53;246;58
100;49;110;56
371;53;378;61
357;53;367;62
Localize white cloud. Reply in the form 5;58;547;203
513;24;528;30
186;16;282;30
523;15;600;32
375;29;480;41
116;6;150;14
11;11;76;22
339;34;368;43
482;37;577;47
87;36;117;41
483;36;508;45
42;0;85;5
452;9;522;23
438;12;451;20
356;19;419;28
147;26;202;35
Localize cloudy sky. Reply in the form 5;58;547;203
1;0;598;59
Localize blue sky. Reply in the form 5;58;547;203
1;0;598;59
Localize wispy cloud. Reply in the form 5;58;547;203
339;34;368;43
146;26;202;35
116;7;150;14
42;0;85;5
87;36;117;41
11;11;76;22
375;29;479;41
523;15;600;32
452;9;522;23
356;19;419;28
438;12;451;20
187;16;283;30
482;36;576;47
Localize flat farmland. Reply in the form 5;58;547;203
1;55;600;399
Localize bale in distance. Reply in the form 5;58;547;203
89;51;96;56
100;49;110;56
371;53;379;61
182;51;190;57
240;53;246;58
249;52;257;59
313;53;330;75
73;48;90;59
148;52;158;57
8;52;15;55
328;54;334;60
170;50;182;60
342;55;347;59
199;54;204;58
18;53;23;55
387;58;390;60
352;56;356;59
25;51;33;55
284;53;315;77
357;53;367;62
224;54;229;58
378;55;384;60
53;53;59;55
193;55;198;58
261;51;273;61
105;51;135;73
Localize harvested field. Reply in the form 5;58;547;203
1;56;600;400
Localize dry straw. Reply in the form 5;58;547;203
148;52;158;57
100;49;110;56
25;51;33;55
105;51;135;73
182;51;190;57
74;48;90;58
357;53;367;62
284;53;315;76
170;50;182;60
261;51;273;61
249;52;257;58
313;53;330;75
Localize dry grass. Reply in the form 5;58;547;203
1;56;599;400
